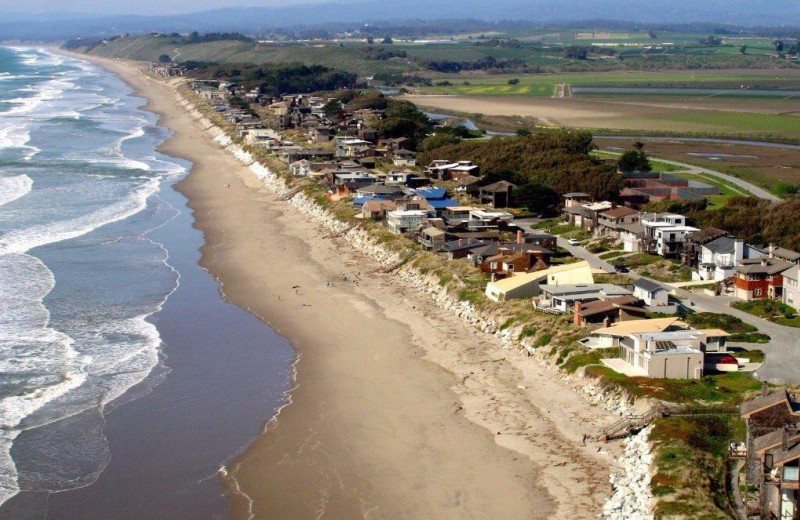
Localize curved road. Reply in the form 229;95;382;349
644;157;780;202
597;149;780;202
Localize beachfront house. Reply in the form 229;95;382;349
585;317;688;349
535;284;633;314
484;261;593;302
386;209;431;235
617;329;729;379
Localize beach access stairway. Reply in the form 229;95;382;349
599;403;739;441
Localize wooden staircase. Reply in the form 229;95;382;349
599;404;738;441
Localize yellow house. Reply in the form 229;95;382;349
484;261;593;302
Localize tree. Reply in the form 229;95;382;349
774;181;798;196
381;36;393;44
421;133;461;151
366;36;374;44
512;182;560;215
739;45;747;54
158;54;171;63
507;78;520;85
516;128;532;137
648;31;657;39
322;98;343;119
774;40;784;52
618;148;651;172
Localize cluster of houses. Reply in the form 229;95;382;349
562;192;800;311
186;79;799;385
739;386;799;519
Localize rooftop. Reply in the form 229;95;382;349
593;317;686;337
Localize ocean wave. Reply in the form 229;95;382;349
0;174;33;206
0;253;85;505
0;177;160;255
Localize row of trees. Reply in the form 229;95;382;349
419;56;527;73
184;62;357;95
418;131;625;203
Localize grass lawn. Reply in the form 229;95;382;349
682;311;771;342
731;299;800;328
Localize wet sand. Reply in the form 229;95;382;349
62;51;618;520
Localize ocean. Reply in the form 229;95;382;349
0;46;293;518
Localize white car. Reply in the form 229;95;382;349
567;238;581;246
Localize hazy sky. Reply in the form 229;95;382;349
0;0;339;16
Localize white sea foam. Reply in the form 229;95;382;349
0;177;160;255
0;175;33;206
0;253;85;505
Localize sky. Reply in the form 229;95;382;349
0;0;339;16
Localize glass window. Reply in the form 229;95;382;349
754;289;763;296
783;465;799;482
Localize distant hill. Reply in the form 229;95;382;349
1;0;798;40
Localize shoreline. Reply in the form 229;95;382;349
56;49;621;519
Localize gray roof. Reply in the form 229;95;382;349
741;389;793;417
736;258;794;275
633;278;667;294
772;246;800;262
539;283;631;300
704;236;736;255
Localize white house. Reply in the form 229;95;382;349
632;278;670;306
782;265;800;313
693;236;750;281
289;159;311;176
386;209;430;234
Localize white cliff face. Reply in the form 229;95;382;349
176;94;657;520
603;425;654;520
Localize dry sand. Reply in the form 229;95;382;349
57;51;619;520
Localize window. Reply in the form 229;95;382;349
783;465;799;482
754;288;763;297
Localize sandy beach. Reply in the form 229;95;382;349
59;51;620;520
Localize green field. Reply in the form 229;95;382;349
418;69;800;96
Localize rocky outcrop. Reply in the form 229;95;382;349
603;425;654;520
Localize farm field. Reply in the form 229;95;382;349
405;93;800;140
417;69;800;96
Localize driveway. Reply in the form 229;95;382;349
669;288;800;385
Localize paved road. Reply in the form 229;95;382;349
517;219;799;383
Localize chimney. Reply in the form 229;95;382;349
517;230;523;244
761;257;768;267
761;381;769;396
734;239;744;262
573;301;583;327
769;243;775;258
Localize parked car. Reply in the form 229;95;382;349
614;264;629;273
567;238;580;246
